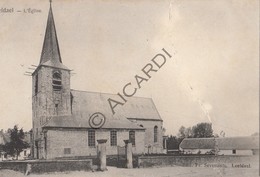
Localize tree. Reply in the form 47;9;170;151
3;125;29;160
185;127;194;138
177;126;194;139
177;126;186;139
177;122;214;139
167;135;180;150
192;123;214;138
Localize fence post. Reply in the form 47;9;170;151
124;140;133;168
97;139;107;171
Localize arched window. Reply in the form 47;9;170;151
154;126;158;143
35;74;38;94
52;71;62;91
110;130;117;146
88;130;95;147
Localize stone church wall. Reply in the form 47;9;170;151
45;128;145;159
128;119;164;154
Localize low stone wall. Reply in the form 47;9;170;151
106;155;139;168
0;159;92;174
138;155;259;168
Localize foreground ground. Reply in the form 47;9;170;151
0;166;259;177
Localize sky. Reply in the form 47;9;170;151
0;0;258;136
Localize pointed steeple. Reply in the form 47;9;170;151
40;1;62;65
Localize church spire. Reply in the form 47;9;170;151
40;1;62;64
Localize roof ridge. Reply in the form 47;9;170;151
183;136;258;140
70;89;153;100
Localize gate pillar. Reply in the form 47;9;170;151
97;139;107;171
124;140;133;168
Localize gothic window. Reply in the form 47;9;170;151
154;126;158;143
52;71;62;91
110;130;117;146
88;130;95;147
35;74;38;94
44;136;47;151
129;131;135;146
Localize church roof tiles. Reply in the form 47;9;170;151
43;115;144;130
70;90;162;121
43;90;162;130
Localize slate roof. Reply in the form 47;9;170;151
180;136;259;150
40;4;64;67
41;60;69;70
43;115;144;130
32;4;70;75
43;89;161;129
217;136;259;150
71;90;162;121
180;138;215;149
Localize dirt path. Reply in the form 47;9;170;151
0;166;259;177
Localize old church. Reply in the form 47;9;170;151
32;2;164;159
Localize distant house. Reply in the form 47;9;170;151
179;136;259;155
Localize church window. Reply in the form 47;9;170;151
129;131;135;146
35;74;38;94
70;93;73;113
110;130;117;146
154;126;158;143
44;132;47;151
55;103;58;115
52;71;62;91
88;130;95;147
232;149;236;154
64;148;71;154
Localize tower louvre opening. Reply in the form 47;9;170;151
52;71;62;91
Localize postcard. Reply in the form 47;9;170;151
0;0;258;176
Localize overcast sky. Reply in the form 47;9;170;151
0;0;258;136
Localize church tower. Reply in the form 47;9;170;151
32;1;71;158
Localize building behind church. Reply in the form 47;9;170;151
179;136;259;155
31;2;164;159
